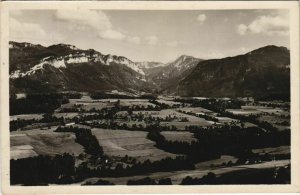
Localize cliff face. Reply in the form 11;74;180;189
9;41;151;94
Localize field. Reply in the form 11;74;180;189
226;109;261;116
59;97;116;112
257;115;290;131
131;109;214;130
10;114;44;121
252;145;290;155
215;117;238;123
156;100;181;106
154;109;213;129
161;131;196;143
53;112;100;119
160;121;214;130
60;98;157;111
10;129;84;160
225;105;290;131
9;94;291;185
226;106;287;116
195;155;238;169
91;128;178;162
177;107;216;116
119;99;156;108
52;112;79;119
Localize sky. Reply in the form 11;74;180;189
10;9;290;63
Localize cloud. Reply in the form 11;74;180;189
237;24;248;35
10;18;48;42
55;10;112;31
166;41;178;47
99;29;126;40
196;14;206;24
145;36;158;46
56;10;142;43
126;36;141;44
237;14;289;36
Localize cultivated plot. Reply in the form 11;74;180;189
10;129;84;160
91;128;178;162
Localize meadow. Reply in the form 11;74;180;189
92;128;178;162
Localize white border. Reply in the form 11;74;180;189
1;1;299;194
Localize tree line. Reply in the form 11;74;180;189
147;124;290;163
10;93;69;115
11;153;76;185
75;156;194;181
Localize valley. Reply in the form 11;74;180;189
9;41;291;185
10;92;290;185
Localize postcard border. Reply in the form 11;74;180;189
1;1;299;194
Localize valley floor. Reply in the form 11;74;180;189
9;93;291;185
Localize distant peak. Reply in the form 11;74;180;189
181;54;193;58
178;55;195;60
247;45;289;55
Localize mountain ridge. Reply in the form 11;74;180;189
9;41;290;99
175;45;290;98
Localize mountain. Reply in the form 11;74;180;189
9;41;201;94
9;42;151;94
175;45;290;98
9;42;290;99
145;55;203;93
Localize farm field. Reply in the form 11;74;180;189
80;102;116;111
91;128;178;162
161;131;196;143
157;109;214;130
66;98;157;111
177;107;216;115
257;115;290;131
9;94;291;185
160;121;214;130
252;145;290;155
10;114;44;121
215;117;238;124
156;100;181;106
131;109;214;130
152;109;213;123
119;99;156;108
226;106;287;116
10;129;84;160
53;112;100;120
116;120;147;128
195;155;238;169
226;108;261;116
59;98;115;112
52;112;79;119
